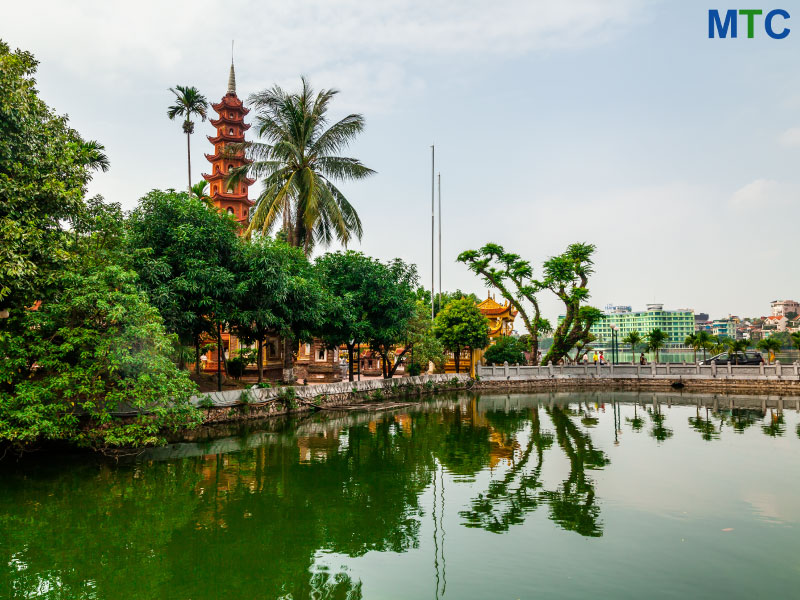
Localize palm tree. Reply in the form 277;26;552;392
685;332;699;363
696;330;714;362
790;331;800;353
646;328;668;363
726;338;750;365
167;85;209;192
77;140;110;173
231;77;375;255
622;330;642;363
190;180;214;207
757;337;782;364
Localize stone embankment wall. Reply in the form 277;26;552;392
193;373;472;424
475;361;800;395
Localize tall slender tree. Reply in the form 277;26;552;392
623;330;643;363
646;328;668;362
230;77;374;254
167;85;209;192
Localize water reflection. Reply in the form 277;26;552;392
1;392;798;599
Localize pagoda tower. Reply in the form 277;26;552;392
203;61;255;227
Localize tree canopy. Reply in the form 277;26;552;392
433;298;490;373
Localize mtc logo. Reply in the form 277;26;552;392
708;9;790;38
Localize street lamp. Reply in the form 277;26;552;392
610;324;619;365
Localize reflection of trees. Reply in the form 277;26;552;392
689;406;720;441
648;406;673;442
460;407;553;533
541;405;609;537
761;409;786;437
720;408;762;434
625;403;645;432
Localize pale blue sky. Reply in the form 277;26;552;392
7;0;799;323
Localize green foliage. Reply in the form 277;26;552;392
235;77;374;254
623;330;643;358
0;203;200;449
483;336;527;366
0;41;95;307
406;362;423;376
227;357;246;379
127;188;240;375
457;244;545;361
725;338;751;364
315;251;418;379
198;395;215;410
433;298;490;373
646;328;668;362
757;337;782;363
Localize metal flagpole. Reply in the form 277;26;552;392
431;145;435;321
438;172;442;313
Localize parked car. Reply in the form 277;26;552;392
701;351;763;365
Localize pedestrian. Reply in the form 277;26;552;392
599;351;605;365
592;351;598;364
639;352;646;365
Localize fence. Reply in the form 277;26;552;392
476;361;800;381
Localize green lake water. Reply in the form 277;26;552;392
1;391;799;599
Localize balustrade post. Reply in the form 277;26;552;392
776;360;782;377
759;362;765;377
711;360;717;378
548;361;554;377
503;361;509;378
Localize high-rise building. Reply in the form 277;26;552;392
586;303;695;348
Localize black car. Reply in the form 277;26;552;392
701;351;763;365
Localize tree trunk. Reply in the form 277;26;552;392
257;338;264;383
282;337;294;383
454;348;460;374
386;345;411;378
347;343;355;382
186;131;192;193
195;335;201;376
216;326;222;392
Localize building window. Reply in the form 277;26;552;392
229;128;234;135
228;164;234;172
226;207;234;215
317;348;327;362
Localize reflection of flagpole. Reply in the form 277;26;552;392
432;459;440;599
440;458;446;595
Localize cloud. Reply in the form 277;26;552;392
730;178;796;211
778;127;800;147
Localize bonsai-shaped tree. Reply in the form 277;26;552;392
433;298;490;374
483;336;526;366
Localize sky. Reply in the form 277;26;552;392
6;0;800;324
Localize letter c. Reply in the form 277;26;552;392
766;9;790;39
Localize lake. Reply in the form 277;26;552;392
1;391;798;599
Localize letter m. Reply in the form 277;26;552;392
709;9;737;38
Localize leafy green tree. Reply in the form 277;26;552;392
0;41;94;308
233;77;374;253
167;85;209;191
457;243;548;362
646;328;668;362
0;199;200;450
757;337;782;364
685;332;699;363
483;336;526;366
231;237;326;383
725;338;751;364
404;299;446;373
127;189;239;387
433;298;490;373
790;331;800;353
623;330;643;362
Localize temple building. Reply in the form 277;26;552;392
199;62;283;379
444;293;518;376
203;62;255;226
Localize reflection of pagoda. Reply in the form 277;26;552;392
444;293;518;375
202;61;255;226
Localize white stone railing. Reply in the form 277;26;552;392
475;361;800;381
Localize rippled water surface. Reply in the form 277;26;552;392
1;391;799;599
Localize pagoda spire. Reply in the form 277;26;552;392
227;41;236;95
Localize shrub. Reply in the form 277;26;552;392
227;357;246;379
406;362;423;376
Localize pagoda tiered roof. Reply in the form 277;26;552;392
210;116;251;129
202;170;255;185
211;94;250;114
477;294;518;317
208;132;246;144
204;151;249;163
210;191;255;204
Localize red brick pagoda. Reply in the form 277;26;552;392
202;61;254;226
